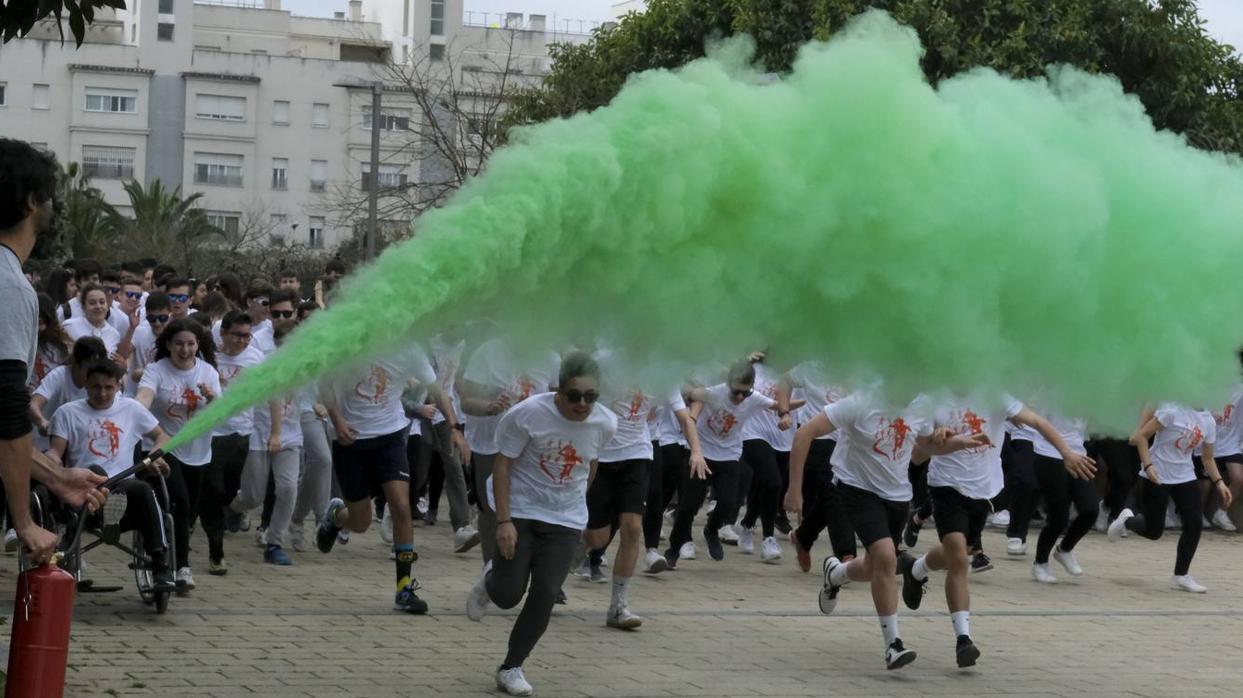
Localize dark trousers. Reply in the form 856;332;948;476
794;439;857;559
1096;437;1140;519
158;455;193;569
740;439;789;538
1033;454;1100;564
643;442;687;550
485;518;580;667
1006;439;1039;542
1125;479;1203;576
205;434;246;560
669;459;738;549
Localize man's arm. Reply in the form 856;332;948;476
0;359;57;563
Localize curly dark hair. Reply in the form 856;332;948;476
0;138;58;232
154;318;217;368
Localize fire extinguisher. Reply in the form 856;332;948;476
6;554;76;698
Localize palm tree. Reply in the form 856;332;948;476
105;180;222;272
59;162;113;259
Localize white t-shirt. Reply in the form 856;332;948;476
49;397;158;478
127;324;160;396
429;336;465;426
106;303;131;338
825;393;934;502
696;384;777;462
787;361;848;441
1146;404;1215;486
30;343;69;391
63;316;121;354
330;347;435;440
1211;385;1243;458
486;392;618;530
929;396;1024;500
34;365;87;415
654;402;688;448
213;346;265;436
251;319;276;355
462;339;560;455
740;363;793;450
1030;412;1088;459
250;393;304;450
600;389;685;463
138;358;223;466
56;296;82;322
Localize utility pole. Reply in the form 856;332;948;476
367;81;382;261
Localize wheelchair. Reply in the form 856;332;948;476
27;469;177;615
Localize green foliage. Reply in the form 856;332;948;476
506;0;1243;153
1;0;128;46
103;180;220;273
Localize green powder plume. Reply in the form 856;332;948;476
166;9;1243;448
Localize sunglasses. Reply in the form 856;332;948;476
124;290;143;299
105;286;121;294
270;309;295;319
148;314;171;324
730;388;753;399
561;389;600;405
228;331;252;340
168;294;190;303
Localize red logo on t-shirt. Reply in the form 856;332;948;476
1175;425;1203;453
354;365;390;404
167;387;201;422
219;364;242;387
707;411;737;437
872;418;912;460
626;391;645;420
538;442;583;484
1216;405;1233;428
87;419;123;459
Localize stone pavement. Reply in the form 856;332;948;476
2;514;1242;698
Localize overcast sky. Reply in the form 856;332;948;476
285;0;1243;51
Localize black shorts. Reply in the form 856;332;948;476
1200;452;1243;483
837;482;908;549
586;459;651;529
930;486;991;540
333;429;409;503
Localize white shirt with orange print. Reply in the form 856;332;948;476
1030;412;1088;460
332;347;435;441
742;363;793;451
212;346;265;437
49;397;158;479
696;384;777;462
1146;404;1216;486
462;339;559;455
488;392;618;530
600;388;685;463
929;395;1024;500
138;358;222;466
1211;385;1243;458
787;361;848;441
825;393;934;502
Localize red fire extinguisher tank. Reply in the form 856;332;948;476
6;561;76;698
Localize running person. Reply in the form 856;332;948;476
1023;410;1100;584
464;351;617;696
735;353;794;561
1109;403;1231;592
786;390;987;670
896;395;1096;666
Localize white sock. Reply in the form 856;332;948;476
879;614;900;647
829;559;851;586
912;555;929;581
951;610;970;638
610;576;630;608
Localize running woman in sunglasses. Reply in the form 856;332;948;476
464;351;618;696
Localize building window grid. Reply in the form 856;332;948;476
311;103;329;128
32;84;49;110
0;84;6;107
157;22;174;41
82;146;136;180
195;94;246;122
308;217;325;249
86;90;137;114
361;168;408;191
205;212;240;236
158;0;174;13
272;159;288;190
273;100;290;125
194;153;245;187
362;110;410;131
309;159;328;192
430;0;445;35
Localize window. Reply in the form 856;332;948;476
272;100;290;125
205;212;240;236
361;164;408;191
32;84;49;110
430;0;445;35
308;217;325;249
429;44;445;62
195;94;245;121
193;152;244;187
157;23;174;41
311;102;329;128
85;88;137;113
81;145;136;180
158;0;174;13
0;83;6;107
309;159;327;191
271;158;288;190
362;109;410;131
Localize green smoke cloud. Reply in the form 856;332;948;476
166;9;1243;448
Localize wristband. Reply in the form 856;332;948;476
1213;478;1225;486
1143;463;1154;470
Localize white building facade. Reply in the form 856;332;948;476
0;0;590;250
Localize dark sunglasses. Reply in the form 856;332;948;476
105;286;121;294
730;388;753;399
561;389;600;405
148;314;171;324
168;294;190;303
270;309;295;319
124;290;143;299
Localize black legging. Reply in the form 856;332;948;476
643;442;687;550
1006;439;1038;542
1096;437;1140;520
794;439;856;559
85;466;168;565
909;460;932;520
158;455;193;570
1125;478;1203;576
740;439;788;538
669;459;738;550
1033;454;1099;564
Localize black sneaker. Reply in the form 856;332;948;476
395;582;429;614
153;569;176;592
554;588;567;605
898;551;926;611
902;511;923;549
663;547;679;571
775;516;793;535
703;526;725;561
316;498;344;554
886;639;917;670
588;563;608;584
970;552;993;574
956;635;980;668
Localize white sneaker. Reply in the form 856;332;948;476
1052;548;1083;576
760;536;781;563
1108;508;1134;542
606;603;643;630
737;526;755;554
465;564;492;621
598;552;609;568
719;525;740;544
3;528;17;553
495;666;534;696
987;510;1010;528
1212;509;1237;532
679;542;696;560
1031;562;1058;584
381;508;394;544
643;548;669;574
1006;537;1026;556
1170;574;1207;593
1093;508;1109;533
1201;514;1212;529
288;523;307;552
454;525;481;553
706;498;717;514
175;566;197;590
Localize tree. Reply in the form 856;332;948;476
506;0;1243;155
104;180;221;273
1;0;127;46
59;162;112;260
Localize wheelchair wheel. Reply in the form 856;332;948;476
133;529;156;605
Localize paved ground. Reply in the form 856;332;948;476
2;511;1243;698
